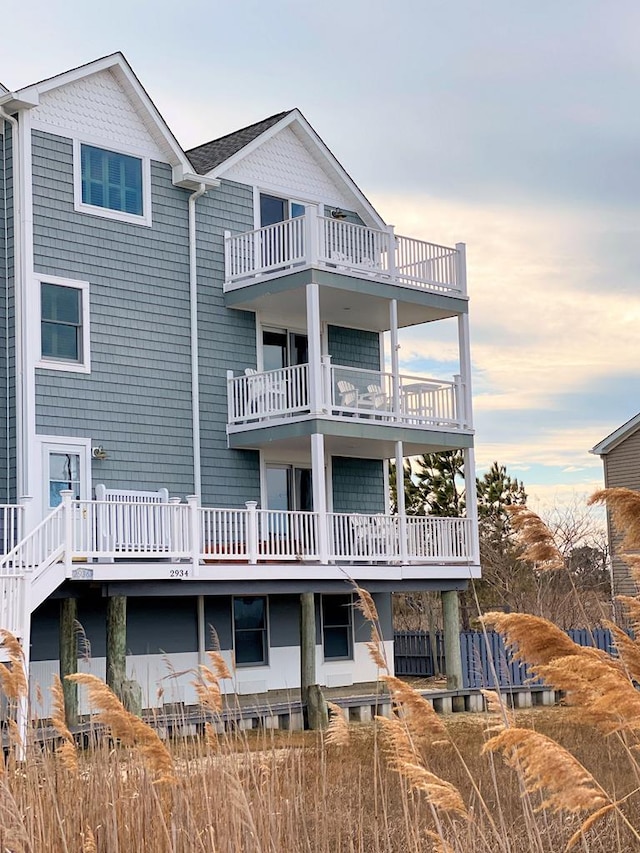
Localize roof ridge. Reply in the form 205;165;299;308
187;109;293;155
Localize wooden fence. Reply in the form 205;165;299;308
393;629;617;689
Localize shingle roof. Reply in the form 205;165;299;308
186;110;293;174
0;82;8;95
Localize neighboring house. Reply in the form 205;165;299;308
0;53;480;718
592;413;640;605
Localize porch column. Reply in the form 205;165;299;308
311;433;329;563
59;597;78;728
106;595;127;701
441;589;464;697
463;446;480;565
457;311;473;430
306;282;324;414
300;592;328;730
389;299;400;416
395;440;408;563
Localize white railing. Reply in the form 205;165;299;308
0;576;26;637
72;499;192;560
0;504;65;575
227;362;464;428
395;236;459;292
319;217;390;275
406;516;473;561
0;504;24;556
227;363;310;424
331;364;462;426
257;510;319;561
329;513;400;562
201;507;248;561
225;216;306;280
224;208;462;295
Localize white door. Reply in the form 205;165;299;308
41;439;91;551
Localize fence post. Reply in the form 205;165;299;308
455;242;467;295
246;501;258;564
186;495;200;578
227;370;235;423
321;354;332;413
168;497;181;555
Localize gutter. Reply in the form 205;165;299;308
0;107;22;502
188;183;207;499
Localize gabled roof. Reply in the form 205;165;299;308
591;412;640;456
188;108;385;229
0;53;215;189
0;82;8;96
187;111;292;174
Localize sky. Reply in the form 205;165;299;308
3;0;639;513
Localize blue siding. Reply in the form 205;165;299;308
31;132;261;503
196;180;260;508
32;131;194;495
331;456;386;513
328;325;380;370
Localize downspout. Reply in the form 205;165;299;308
0;107;21;503
188;183;206;499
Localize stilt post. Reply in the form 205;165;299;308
106;595;127;701
300;591;327;729
59;597;78;727
441;589;464;694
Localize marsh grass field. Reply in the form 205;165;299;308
3;488;640;852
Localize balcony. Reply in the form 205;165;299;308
224;209;465;298
0;498;475;569
227;362;467;432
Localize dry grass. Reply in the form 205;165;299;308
4;493;640;850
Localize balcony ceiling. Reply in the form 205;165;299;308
224;268;467;332
228;417;474;458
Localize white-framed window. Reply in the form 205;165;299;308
322;593;354;661
232;596;269;666
35;275;90;373
40;437;91;511
73;138;152;227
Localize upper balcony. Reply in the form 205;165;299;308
223;209;467;329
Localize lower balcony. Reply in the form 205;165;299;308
0;499;476;570
227;362;467;432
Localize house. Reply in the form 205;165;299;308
0;53;480;721
592;413;640;607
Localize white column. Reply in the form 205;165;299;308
311;433;328;563
305;204;319;266
306;283;323;414
457;312;473;430
389;299;400;417
463;446;480;564
395;441;407;563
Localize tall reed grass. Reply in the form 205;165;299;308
0;487;639;851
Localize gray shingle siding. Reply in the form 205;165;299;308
331;456;385;513
32;130;195;495
196;179;260;507
328;324;380;370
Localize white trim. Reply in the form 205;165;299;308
34;274;91;373
38;435;92;516
592;412;640;456
72;138;152;227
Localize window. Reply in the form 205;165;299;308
74;140;151;226
322;594;353;660
233;597;268;666
81;145;143;215
37;277;90;372
48;452;81;508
